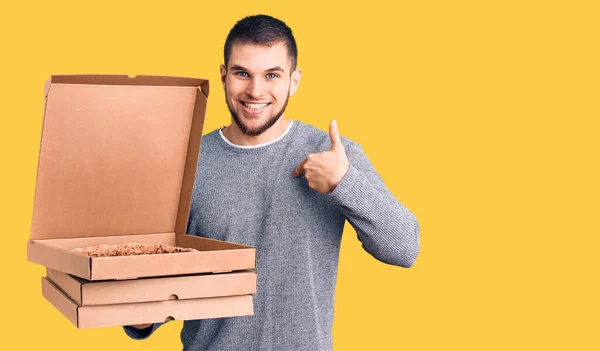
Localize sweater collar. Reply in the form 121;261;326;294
219;120;295;149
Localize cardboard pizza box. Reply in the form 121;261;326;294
27;75;256;280
46;267;257;305
42;277;254;329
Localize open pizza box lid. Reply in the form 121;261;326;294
27;75;256;280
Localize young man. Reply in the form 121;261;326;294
124;14;419;351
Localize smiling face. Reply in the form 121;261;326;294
221;42;301;136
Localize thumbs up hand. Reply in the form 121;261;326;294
292;120;350;194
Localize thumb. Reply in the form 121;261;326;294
329;120;343;151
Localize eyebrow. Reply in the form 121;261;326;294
229;65;285;73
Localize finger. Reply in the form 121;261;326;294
292;157;308;177
329;120;343;151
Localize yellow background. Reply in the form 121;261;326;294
1;0;598;350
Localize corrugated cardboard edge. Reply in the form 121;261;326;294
77;294;253;329
31;233;255;281
175;86;207;234
176;233;255;250
200;80;209;98
42;277;79;327
47;268;83;305
29;79;53;241
45;74;208;88
90;248;255;280
44;276;254;329
48;267;257;305
28;77;52;255
29;241;91;279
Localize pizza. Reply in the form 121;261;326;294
71;243;198;257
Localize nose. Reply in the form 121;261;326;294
245;77;265;99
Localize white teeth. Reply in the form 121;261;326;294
244;102;269;110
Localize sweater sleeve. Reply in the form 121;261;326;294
123;322;164;340
329;143;420;267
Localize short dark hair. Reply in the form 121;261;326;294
224;14;298;71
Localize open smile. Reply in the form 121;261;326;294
240;101;271;114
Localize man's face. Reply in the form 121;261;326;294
221;42;301;136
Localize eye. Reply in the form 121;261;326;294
266;73;279;79
235;72;249;78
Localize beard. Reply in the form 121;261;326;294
225;89;290;137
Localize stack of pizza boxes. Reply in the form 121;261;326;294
27;75;257;328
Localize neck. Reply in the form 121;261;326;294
222;117;291;146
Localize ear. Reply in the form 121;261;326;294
289;68;302;97
220;64;227;87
